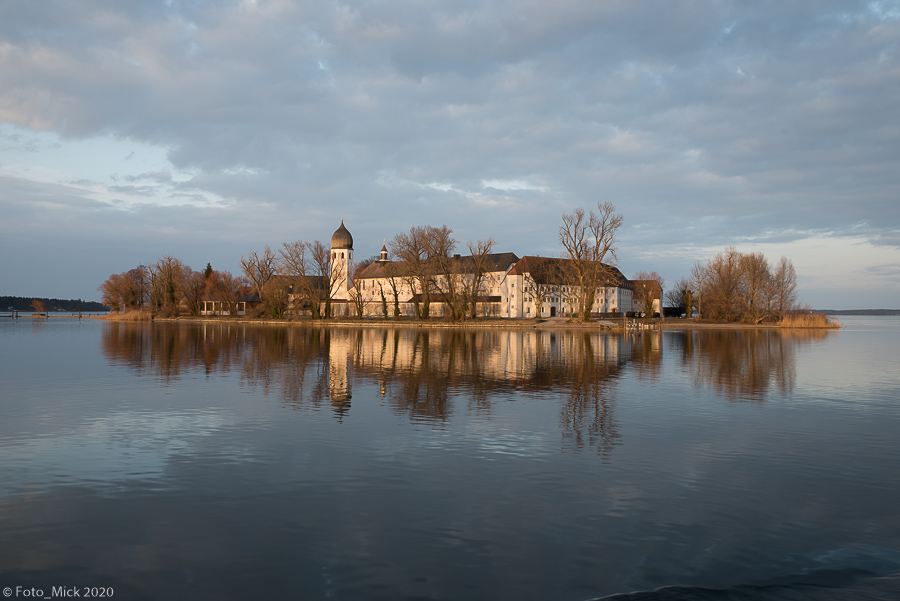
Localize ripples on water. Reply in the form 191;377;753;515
1;318;899;600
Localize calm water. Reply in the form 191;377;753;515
1;317;899;600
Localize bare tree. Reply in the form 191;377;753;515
383;261;403;318
241;247;277;304
691;248;801;323
309;240;345;318
348;286;369;318
378;282;389;318
99;273;124;312
216;270;249;316
739;252;772;324
702;246;742;322
691;260;706;319
665;277;694;317
205;270;249;316
771;256;798;318
127;266;150;310
558;202;623;321
149;256;187;317
102;265;151;313
425;226;464;320
278;240;344;318
279;241;312;316
390;225;443;319
464;238;496;319
521;256;562;319
182;268;207;316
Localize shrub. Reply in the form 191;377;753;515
778;312;841;329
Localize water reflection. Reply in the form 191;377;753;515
559;333;626;457
6;319;894;601
670;329;835;402
101;324;831;449
102;324;660;454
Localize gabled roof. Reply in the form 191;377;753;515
274;273;329;294
509;255;630;287
356;252;519;280
355;261;414;280
462;252;520;273
630;279;662;295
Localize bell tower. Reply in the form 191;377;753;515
330;220;353;300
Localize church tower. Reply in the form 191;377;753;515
330;220;353;301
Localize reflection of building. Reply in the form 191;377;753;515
328;330;352;420
350;328;636;384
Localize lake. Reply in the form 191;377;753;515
1;317;899;600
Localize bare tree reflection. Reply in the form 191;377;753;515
671;329;832;402
559;333;624;460
101;322;247;382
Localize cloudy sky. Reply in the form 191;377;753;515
1;0;898;309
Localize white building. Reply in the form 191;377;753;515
502;256;632;319
353;248;520;318
304;221;643;319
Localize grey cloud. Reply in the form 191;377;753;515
1;0;898;306
865;263;900;280
123;170;174;184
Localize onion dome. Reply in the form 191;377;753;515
331;220;353;250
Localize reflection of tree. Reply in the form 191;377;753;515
101;323;329;402
102;322;247;382
391;331;451;421
559;333;622;459
672;329;831;402
102;324;638;455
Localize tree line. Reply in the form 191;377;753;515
98;228;502;320
665;247;799;323
98;203;808;324
0;296;107;312
98;246;338;319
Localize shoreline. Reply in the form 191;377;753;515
94;313;842;331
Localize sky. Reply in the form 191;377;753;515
1;0;898;310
